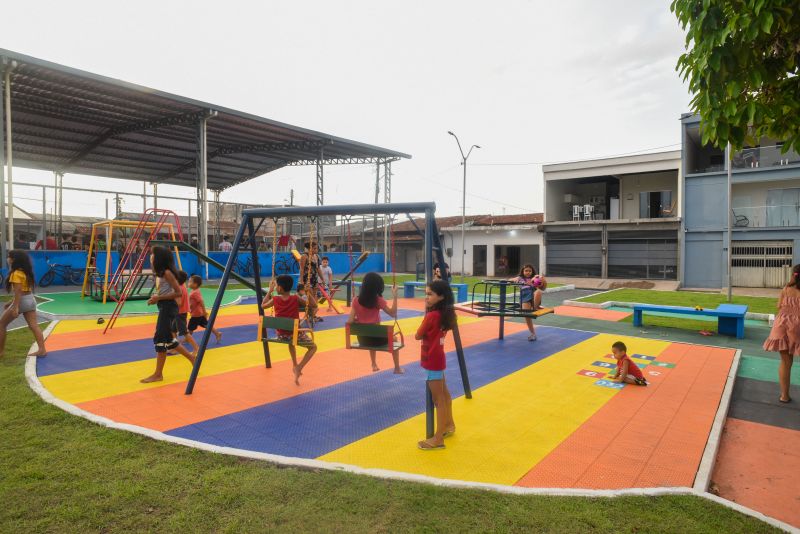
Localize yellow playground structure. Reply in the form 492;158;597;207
81;219;182;304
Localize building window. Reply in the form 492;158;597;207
639;191;673;218
766;188;800;227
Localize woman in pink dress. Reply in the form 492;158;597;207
763;264;800;403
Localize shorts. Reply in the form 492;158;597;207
627;374;648;386
187;315;208;332
18;293;37;314
154;301;180;354
426;370;444;381
174;312;188;336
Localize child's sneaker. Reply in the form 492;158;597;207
528;334;537;342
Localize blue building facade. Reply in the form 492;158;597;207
681;114;800;289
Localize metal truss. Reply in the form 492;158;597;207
156;139;328;184
61;110;213;171
287;156;401;166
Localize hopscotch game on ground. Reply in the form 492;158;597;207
575;353;674;389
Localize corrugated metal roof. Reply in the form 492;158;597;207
0;49;410;191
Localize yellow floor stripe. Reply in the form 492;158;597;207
319;333;669;485
41;314;467;404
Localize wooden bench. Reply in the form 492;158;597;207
403;280;468;302
632;303;748;339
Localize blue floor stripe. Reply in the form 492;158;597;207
38;308;422;377
165;326;595;458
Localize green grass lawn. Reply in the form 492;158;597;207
0;328;778;532
578;289;778;315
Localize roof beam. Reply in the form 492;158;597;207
154;139;328;184
60;109;211;171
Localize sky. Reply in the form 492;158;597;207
2;1;691;220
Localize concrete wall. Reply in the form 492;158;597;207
441;228;543;276
618;171;678;219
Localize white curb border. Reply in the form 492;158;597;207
562;299;772;322
23;323;797;533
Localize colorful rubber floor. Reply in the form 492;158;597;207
36;298;736;489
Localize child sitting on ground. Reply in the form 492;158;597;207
346;272;402;374
261;274;317;385
608;341;648;385
187;275;222;344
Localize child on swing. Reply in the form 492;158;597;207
300;241;325;324
346;272;403;374
262;274;317;385
417;279;457;450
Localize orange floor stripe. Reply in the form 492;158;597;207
554;305;631;321
712;417;800;529
516;343;734;489
76;316;527;431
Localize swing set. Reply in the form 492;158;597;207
186;202;473;439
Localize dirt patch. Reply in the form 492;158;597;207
608;281;655;290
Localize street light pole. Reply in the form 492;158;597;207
448;131;480;282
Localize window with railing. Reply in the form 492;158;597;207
731;188;800;228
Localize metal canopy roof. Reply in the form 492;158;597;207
0;49;410;191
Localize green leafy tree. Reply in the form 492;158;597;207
671;0;800;152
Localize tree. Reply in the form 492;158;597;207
671;0;800;152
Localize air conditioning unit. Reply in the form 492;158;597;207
564;194;580;203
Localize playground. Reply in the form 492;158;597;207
34;296;735;490
1;48;797;533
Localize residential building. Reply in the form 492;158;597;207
339;214;544;276
541;151;682;281
681;113;800;288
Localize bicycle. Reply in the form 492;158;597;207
235;256;259;277
274;255;299;275
39;261;82;287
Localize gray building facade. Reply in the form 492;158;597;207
681;113;800;289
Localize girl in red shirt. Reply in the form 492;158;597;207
416;280;457;450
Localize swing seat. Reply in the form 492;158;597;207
345;323;404;352
258;316;315;346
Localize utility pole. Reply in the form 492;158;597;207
447;131;481;280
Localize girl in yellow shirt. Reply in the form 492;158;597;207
0;250;46;357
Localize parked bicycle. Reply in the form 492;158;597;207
39;261;82;287
274;255;299;275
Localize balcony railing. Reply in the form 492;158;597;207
732;144;800;169
732;204;800;228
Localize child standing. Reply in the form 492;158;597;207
510;264;540;341
174;271;198;353
0;250;46;358
608;341;648;385
346;272;402;373
320;256;335;312
417;280;457;450
262;274;317;385
763;264;800;403
141;246;196;383
187;275;222;343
